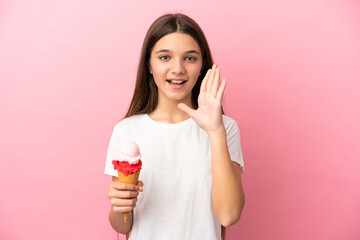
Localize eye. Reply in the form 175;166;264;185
185;56;196;61
160;55;170;60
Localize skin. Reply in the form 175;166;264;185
108;32;245;234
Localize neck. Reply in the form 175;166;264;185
149;96;194;124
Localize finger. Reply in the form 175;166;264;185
216;78;227;101
178;103;197;118
200;69;211;93
110;181;138;191
110;197;137;208
112;206;136;214
108;189;139;199
211;66;220;97
206;64;217;93
136;181;144;192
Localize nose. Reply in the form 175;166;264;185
171;58;185;74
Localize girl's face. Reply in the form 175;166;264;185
149;32;203;106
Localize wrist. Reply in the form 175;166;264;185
207;125;226;140
110;208;124;218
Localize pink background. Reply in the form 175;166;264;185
1;0;359;239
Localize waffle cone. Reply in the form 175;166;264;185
117;170;141;223
118;170;141;184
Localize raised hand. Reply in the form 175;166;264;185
178;64;226;135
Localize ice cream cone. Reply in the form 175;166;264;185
118;170;141;223
118;170;141;184
112;140;142;223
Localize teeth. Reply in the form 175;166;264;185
171;80;184;84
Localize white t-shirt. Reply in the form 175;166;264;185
104;114;244;240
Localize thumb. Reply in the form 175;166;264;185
136;180;144;192
178;103;196;118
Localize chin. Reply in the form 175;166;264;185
167;94;191;103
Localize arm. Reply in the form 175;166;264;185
209;128;245;227
108;176;143;234
178;64;245;227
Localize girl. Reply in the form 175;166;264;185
105;13;245;240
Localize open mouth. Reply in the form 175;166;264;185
166;79;187;85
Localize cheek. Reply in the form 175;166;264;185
189;64;202;77
152;66;170;85
151;61;170;75
157;64;170;74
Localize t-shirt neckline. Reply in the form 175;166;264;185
144;113;193;127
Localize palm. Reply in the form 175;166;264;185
178;65;226;133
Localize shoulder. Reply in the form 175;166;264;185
112;114;148;135
222;115;239;131
114;114;147;129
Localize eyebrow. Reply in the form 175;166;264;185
154;49;201;55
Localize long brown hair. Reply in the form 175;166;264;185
125;13;214;118
124;13;226;239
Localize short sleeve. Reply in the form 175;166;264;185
224;116;245;173
104;126;121;177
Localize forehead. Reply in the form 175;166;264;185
151;32;201;53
